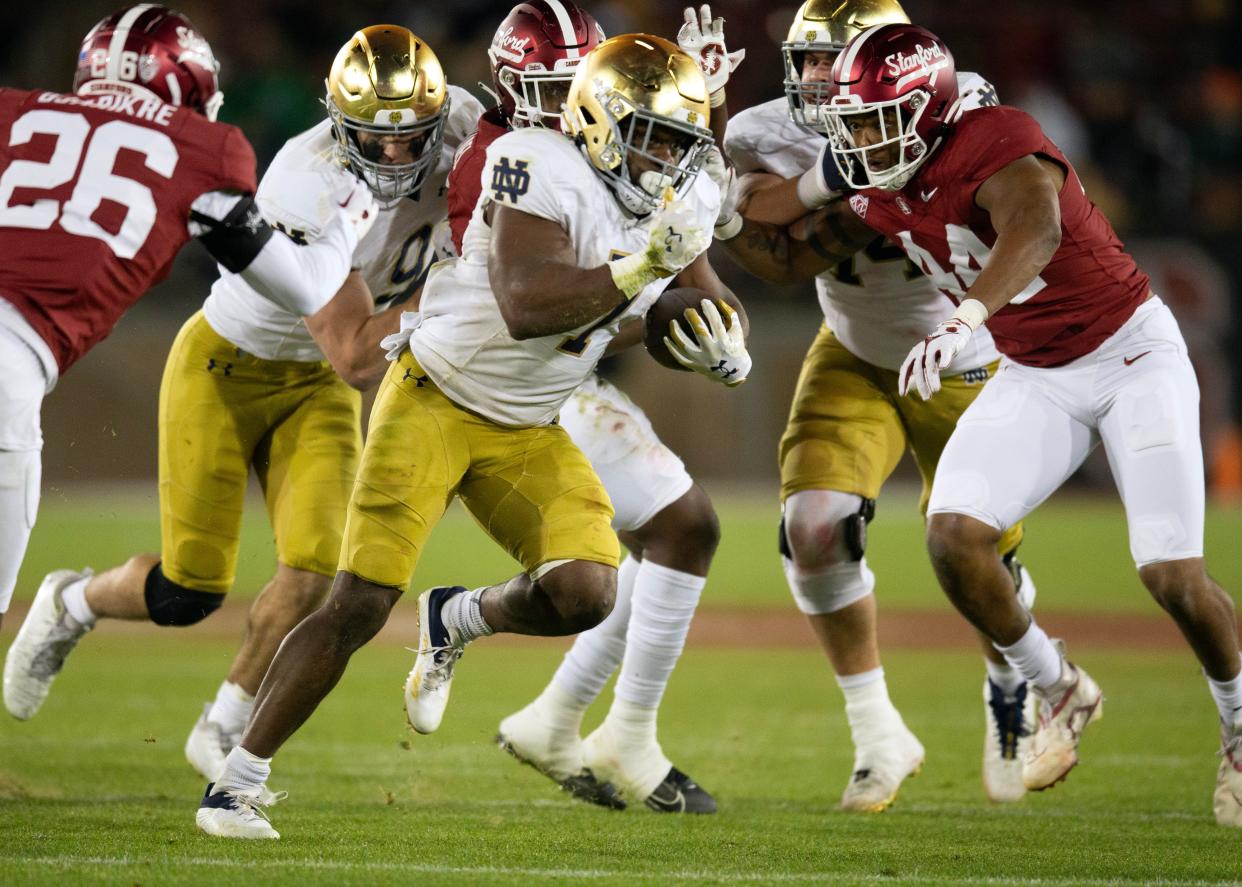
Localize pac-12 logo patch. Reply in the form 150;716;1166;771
849;194;869;218
490;157;531;204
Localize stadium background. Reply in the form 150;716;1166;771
0;0;1238;497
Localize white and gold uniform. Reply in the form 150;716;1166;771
725;74;1021;550
160;87;481;595
343;126;719;587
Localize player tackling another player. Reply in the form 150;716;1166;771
0;5;374;640
194;32;749;838
732;20;1242;827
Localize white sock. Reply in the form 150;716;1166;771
214;746;270;793
612;560;706;708
597;697;672;796
526;680;590;736
552;555;638;704
60;576;97;627
1207;663;1242;730
206;680;255;736
0;449;39;615
837;667;904;750
984;659;1025;698
995;620;1065;693
441;588;493;646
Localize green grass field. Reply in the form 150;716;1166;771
3;491;1242;884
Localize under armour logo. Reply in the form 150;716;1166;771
402;368;429;386
490;157;531;205
711;359;738;379
206;358;232;376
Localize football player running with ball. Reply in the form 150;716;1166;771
720;0;1036;810
450;2;745;814
196;34;750;839
0;8;371;634
746;22;1242;826
3;25;480;771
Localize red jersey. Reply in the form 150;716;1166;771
0;87;256;372
848;106;1150;367
447;108;510;254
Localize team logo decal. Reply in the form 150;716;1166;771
849;194;869;218
895;196;912;215
138;53;160;83
686;110;700;125
491;157;531;204
389;111;404;124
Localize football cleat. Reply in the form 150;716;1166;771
185;702;240;783
840;723;925;813
404;586;467;735
644;766;717;814
581;720;715;813
1022;659;1103;791
1003;552;1038;611
982;678;1035;803
1213;728;1242;828
3;569;93;720
196;782;285;839
495;704;625;809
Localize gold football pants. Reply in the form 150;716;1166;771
780;325;1023;553
158;312;361;594
340;350;619;589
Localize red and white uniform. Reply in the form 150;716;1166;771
854;107;1202;567
443;111;692;529
0;87;255;380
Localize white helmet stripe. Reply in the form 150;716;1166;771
106;4;156;80
836;23;889;96
542;0;581;60
164;71;182;105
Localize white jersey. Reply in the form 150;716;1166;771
724;73;1001;374
410;127;720;427
202;85;483;362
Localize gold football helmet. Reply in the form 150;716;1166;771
783;0;910;127
562;34;712;215
325;25;449;204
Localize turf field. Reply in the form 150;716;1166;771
2;490;1242;885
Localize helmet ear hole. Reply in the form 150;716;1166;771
579;107;596;125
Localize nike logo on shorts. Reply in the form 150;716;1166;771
1123;351;1152;366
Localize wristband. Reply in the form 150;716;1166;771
714;213;743;241
796;166;836;209
952;298;989;331
709;88;727;109
608;252;664;298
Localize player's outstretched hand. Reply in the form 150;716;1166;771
677;4;745;105
899;299;988;400
664;298;752;387
702;146;741;239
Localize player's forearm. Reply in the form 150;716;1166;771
736;175;810;227
239;214;358;317
721;215;845;283
963;215;1061;316
494;263;627;340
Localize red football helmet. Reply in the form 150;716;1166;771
73;5;223;121
823;23;962;191
487;0;605;128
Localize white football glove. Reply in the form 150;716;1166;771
701;146;742;240
898;299;989;400
677;5;745;107
664;298;752;387
608;197;710;297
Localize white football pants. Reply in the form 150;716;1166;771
0;322;47;613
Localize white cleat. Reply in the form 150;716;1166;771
1214;730;1242;828
3;570;93;720
840;724;925;813
496;703;625;809
196;783;285;839
403;586;467;735
582;720;716;813
982;678;1036;803
185;702;239;782
1023;660;1103;791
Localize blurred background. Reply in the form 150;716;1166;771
3;0;1239;501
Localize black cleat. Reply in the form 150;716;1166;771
644;767;717;814
495;733;627;810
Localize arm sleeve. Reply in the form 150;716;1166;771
189;190;359;317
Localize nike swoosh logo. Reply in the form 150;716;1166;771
920;187;939;201
646;786;686;812
1123;351;1152;366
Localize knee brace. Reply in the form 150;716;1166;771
144;562;224;626
783;558;877;615
779;495;877;563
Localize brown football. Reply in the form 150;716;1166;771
643;287;747;371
